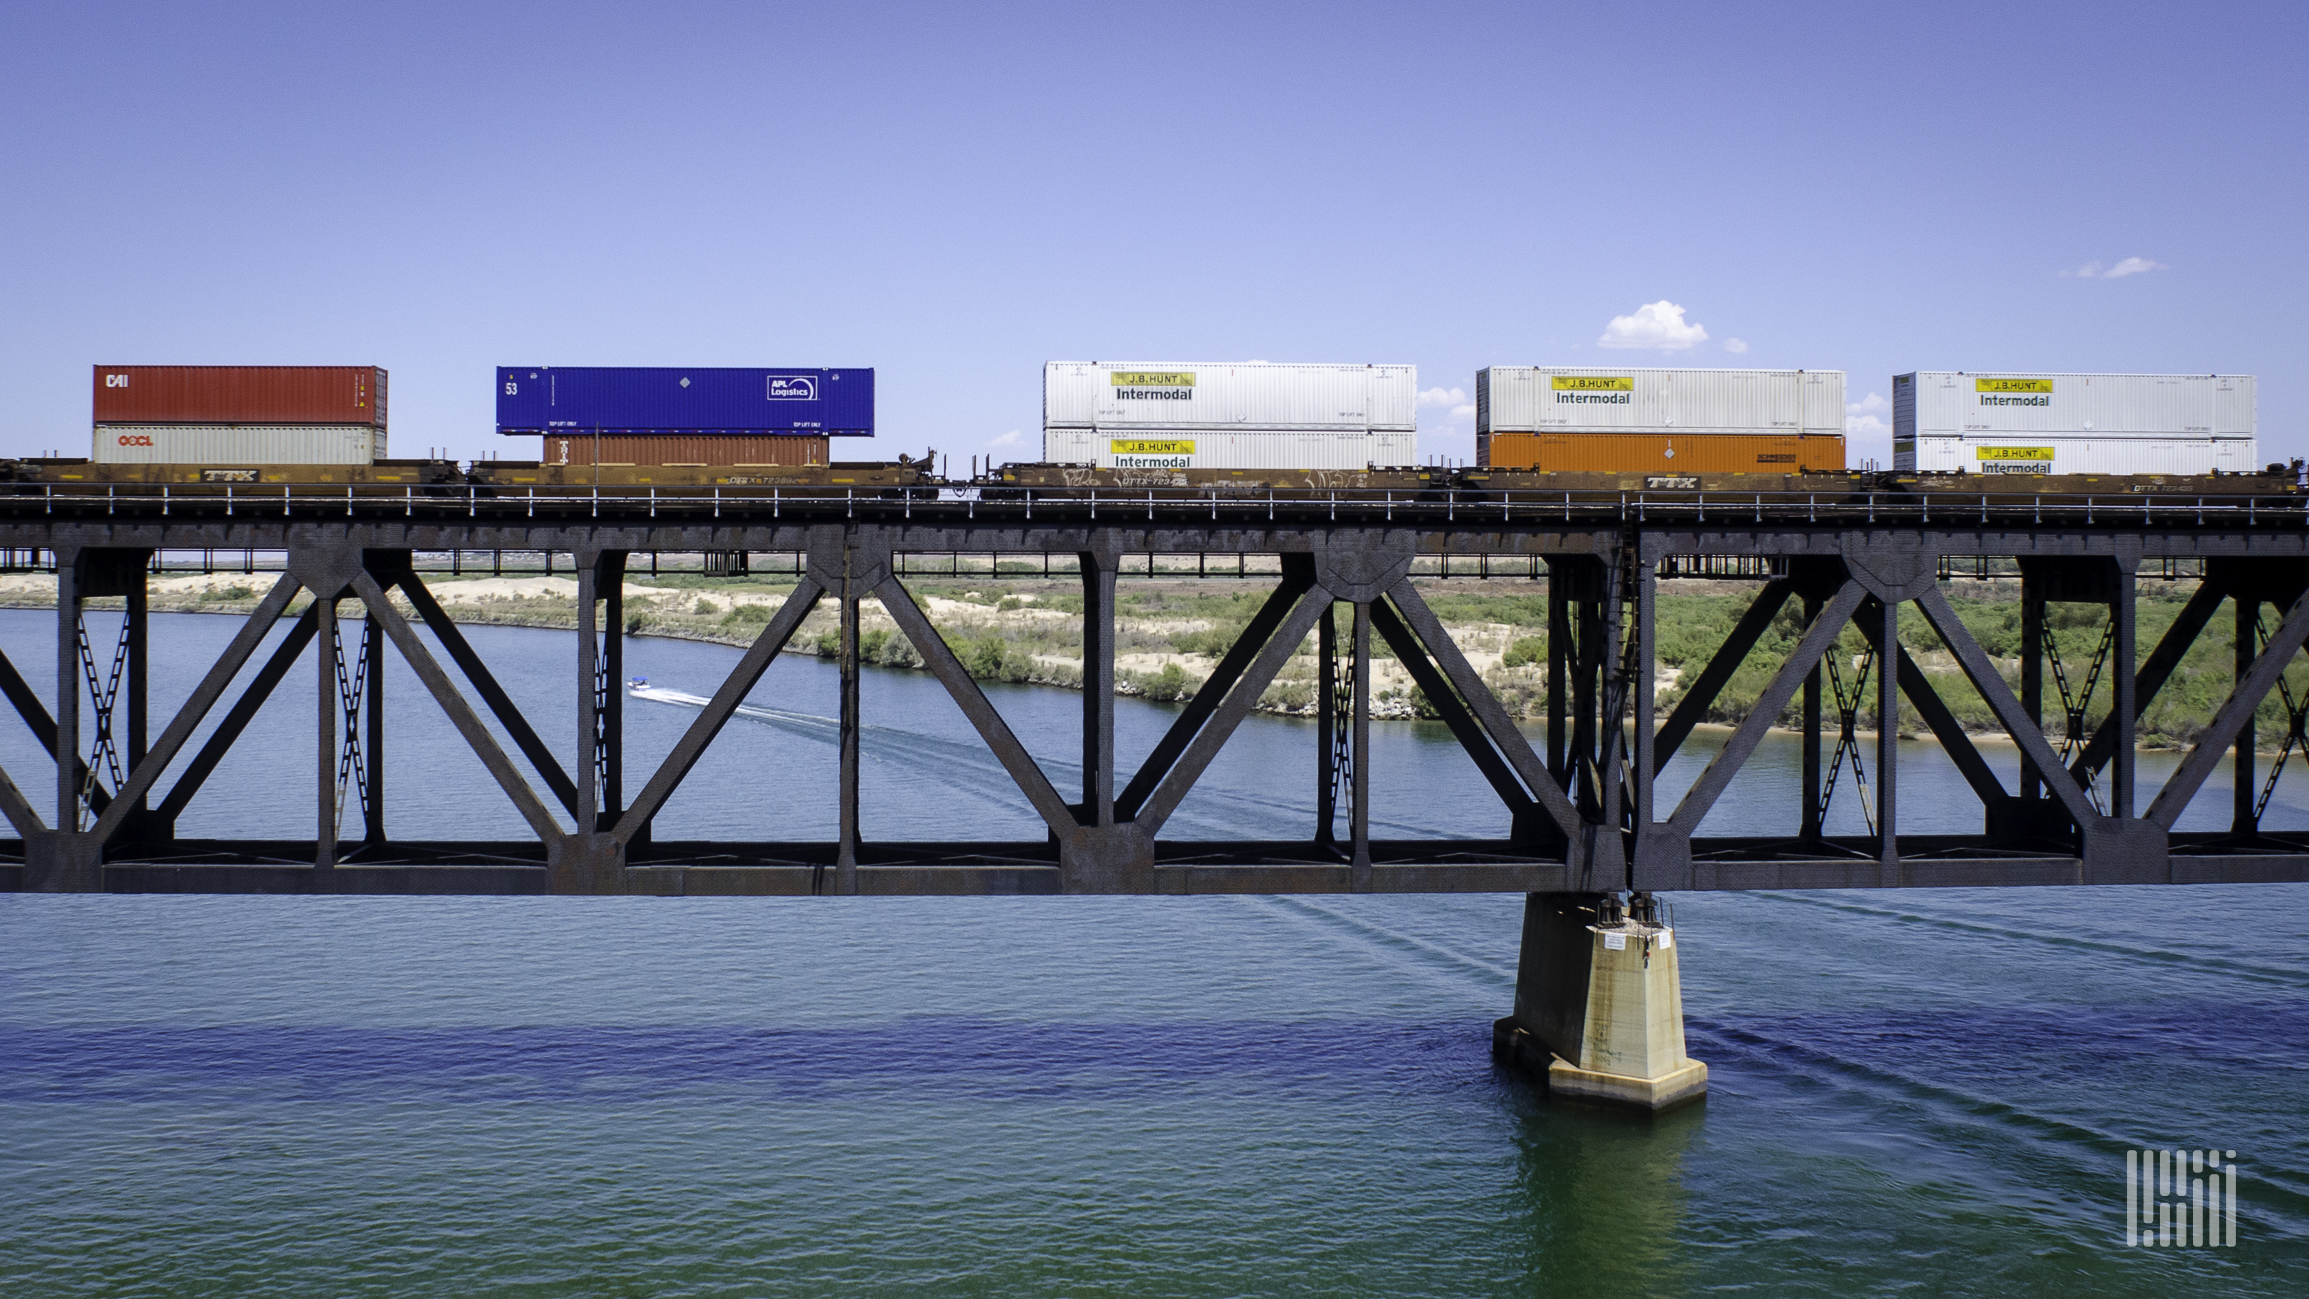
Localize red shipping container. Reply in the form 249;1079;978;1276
92;366;387;427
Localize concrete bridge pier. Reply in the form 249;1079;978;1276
1493;891;1708;1112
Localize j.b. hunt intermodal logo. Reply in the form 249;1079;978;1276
1112;371;1195;402
1977;376;2053;408
1976;445;2054;475
1111;438;1192;469
2127;1149;2237;1248
1553;375;1633;405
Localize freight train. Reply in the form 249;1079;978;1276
6;362;2287;504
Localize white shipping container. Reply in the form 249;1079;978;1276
1042;428;1416;472
1477;367;1844;436
1044;362;1416;434
1893;371;2255;464
1905;436;2259;477
94;424;387;465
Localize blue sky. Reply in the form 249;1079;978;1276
3;1;2300;468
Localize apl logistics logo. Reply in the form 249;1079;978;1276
767;375;819;401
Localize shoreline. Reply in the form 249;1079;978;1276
0;579;2235;752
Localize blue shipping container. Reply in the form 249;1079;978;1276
496;367;873;436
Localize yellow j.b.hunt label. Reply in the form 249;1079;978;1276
1976;378;2055;393
1552;376;1635;391
1111;371;1194;387
1977;446;2056;460
1111;439;1195;455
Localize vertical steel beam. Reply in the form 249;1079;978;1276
1877;596;1898;868
1633;556;1656;829
316;592;336;873
2112;564;2137;819
1351;599;1372;880
1801;595;1823;841
2022;586;2045;804
55;553;77;830
1080;548;1117;826
364;612;385;845
601;553;625;824
837;554;861;887
2235;595;2257;834
1547;575;1569;788
1572;596;1599;814
1597;561;1625;833
126;576;147;802
1316;601;1337;847
576;560;599;832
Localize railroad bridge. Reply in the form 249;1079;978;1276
5;481;2305;1107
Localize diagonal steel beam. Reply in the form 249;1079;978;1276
1135;582;1332;839
0;760;40;837
1386;578;1584;843
1115;567;1315;821
89;574;304;847
1370;596;1533;817
2147;585;2309;830
2072;576;2224;782
1670;579;1866;836
397;573;579;818
1653;578;1793;774
351;570;565;845
156;600;322;824
877;573;1077;837
612;578;826;845
0;645;114;814
1915;585;2099;831
1855;604;2008;807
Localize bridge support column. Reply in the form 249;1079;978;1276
1493;891;1707;1112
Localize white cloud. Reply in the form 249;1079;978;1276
1598;300;1708;350
1418;386;1469;409
989;429;1023;448
1451;403;1476;420
1722;337;1749;354
1846;391;1889;438
2066;256;2168;279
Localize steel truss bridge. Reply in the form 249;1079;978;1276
3;482;2308;896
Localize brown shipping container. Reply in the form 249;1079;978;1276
542;433;831;467
1481;431;1845;474
93;366;386;427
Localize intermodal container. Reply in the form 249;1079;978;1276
1893;372;2255;473
1044;361;1417;432
1041;427;1418;471
1477;367;1843;442
93;424;386;465
1902;435;2259;477
542;433;831;468
1042;361;1415;469
497;367;873;436
93;365;386;427
1481;432;1846;474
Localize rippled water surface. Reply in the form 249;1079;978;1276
2;609;2306;1295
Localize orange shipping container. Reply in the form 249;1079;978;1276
1480;431;1845;474
542;434;831;467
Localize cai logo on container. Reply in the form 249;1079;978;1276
2126;1149;2237;1248
767;376;818;401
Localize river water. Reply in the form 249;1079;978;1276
1;607;2304;1294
